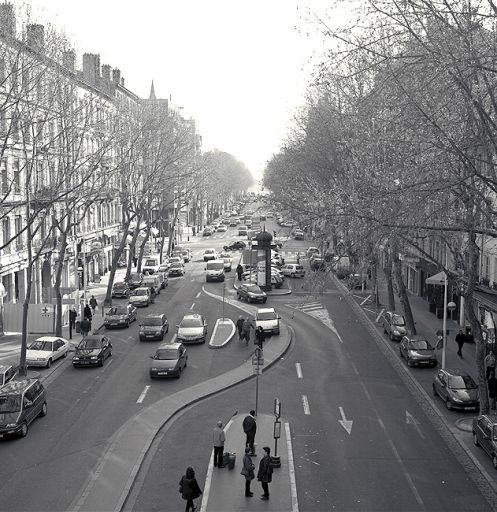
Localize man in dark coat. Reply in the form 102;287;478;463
236;263;243;281
84;303;92;322
455;330;466;358
80;317;91;338
255;326;266;349
236;316;244;341
489;372;497;410
89;295;98;314
179;466;202;512
257;446;273;500
242;410;257;456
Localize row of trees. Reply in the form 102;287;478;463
264;0;497;413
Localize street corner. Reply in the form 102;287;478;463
209;318;236;348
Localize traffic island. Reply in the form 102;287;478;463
209;318;235;348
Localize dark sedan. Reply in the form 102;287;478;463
127;272;143;290
104;304;137;329
382;311;406;341
433;368;479;411
72;336;112;367
139;314;169;341
399;336;437;367
168;262;185;277
224;241;246;251
237;283;267;303
111;281;130;299
149;342;188;379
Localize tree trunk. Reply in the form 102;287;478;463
391;242;416;335
167;208;181;256
126;218;142;281
384;250;396;311
53;232;68;336
137;224;151;273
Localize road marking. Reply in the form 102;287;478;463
302;394;311;415
406;410;426;439
285;422;300;512
190;303;195;309
136;385;150;404
338;406;353;435
195;292;201;298
295;362;303;379
170;333;177;343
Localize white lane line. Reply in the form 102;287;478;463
136;385;150;404
295;362;303;379
302;394;311;415
190;303;195;310
285;422;299;512
170;333;177;343
195;292;201;298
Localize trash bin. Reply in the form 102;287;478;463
75;320;81;334
222;452;236;469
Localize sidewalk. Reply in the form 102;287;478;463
202;413;295;512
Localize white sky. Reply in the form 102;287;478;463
20;0;331;181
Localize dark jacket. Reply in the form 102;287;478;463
257;454;273;483
489;377;497;399
455;332;466;346
236;264;243;275
255;327;265;345
241;454;255;481
84;305;92;320
69;309;77;323
242;414;256;435
179;474;202;500
80;318;91;333
236;318;244;333
89;297;97;309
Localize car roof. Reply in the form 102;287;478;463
0;378;37;394
35;336;61;342
257;308;275;314
0;364;13;372
157;342;182;350
145;314;165;319
134;287;150;291
84;335;106;341
441;368;471;377
182;313;204;320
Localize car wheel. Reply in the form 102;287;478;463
46;358;52;369
492;454;497;470
160;334;164;341
166;325;169;333
406;357;412;367
39;401;47;417
445;399;452;411
176;368;182;379
432;384;438;397
184;358;188;368
63;351;67;358
99;358;104;367
19;422;28;438
291;273;295;278
263;298;267;304
126;321;130;328
390;332;394;341
237;293;241;300
473;432;480;446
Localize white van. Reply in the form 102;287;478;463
205;259;225;282
142;275;161;295
142;256;160;274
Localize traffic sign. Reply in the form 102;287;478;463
274;398;281;418
252;355;264;365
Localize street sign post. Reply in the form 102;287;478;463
253;346;264;416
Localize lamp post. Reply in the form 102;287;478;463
441;268;457;368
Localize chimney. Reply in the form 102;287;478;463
120;77;125;87
101;64;111;80
82;53;100;84
112;68;121;84
27;24;44;51
0;3;15;37
62;50;75;72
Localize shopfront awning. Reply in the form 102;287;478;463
474;289;497;314
425;271;447;286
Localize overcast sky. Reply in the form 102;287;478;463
22;0;330;181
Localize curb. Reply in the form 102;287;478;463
208;318;236;348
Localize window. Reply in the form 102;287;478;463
0;58;5;82
13;158;20;194
14;215;22;249
2;217;10;252
0;159;7;195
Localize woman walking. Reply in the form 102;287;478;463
179;466;202;512
241;447;255;497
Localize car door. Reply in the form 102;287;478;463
53;339;63;361
480;419;493;456
22;386;37;426
179;347;187;369
435;371;448;401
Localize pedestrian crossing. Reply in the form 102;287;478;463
287;301;344;343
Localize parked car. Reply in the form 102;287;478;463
168;256;183;265
142;256;160;274
104;304;137;328
156;270;169;289
139;314;169;341
177;313;208;344
221;257;232;272
149;342;188;379
382;311;407;341
473;414;497;468
229;218;239;227
281;264;305;278
224;241;246;251
310;256;325;271
203;248;217;261
399;336;437;367
0;378;47;438
294;229;304;240
217;225;228;232
168;262;185;277
112;281;130;299
181;249;192;263
237;283;267;303
127;272;143;290
254;308;280;335
142;275;162;295
203;227;213;236
72;335;112;367
433;368;479;411
0;365;17;387
129;287;153;307
307;247;320;258
26;337;69;368
158;261;170;273
238;226;248;236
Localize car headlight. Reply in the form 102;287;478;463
73;357;79;361
6;423;16;427
91;356;98;360
121;315;127;320
451;396;463;403
151;367;159;371
393;330;400;335
37;358;46;361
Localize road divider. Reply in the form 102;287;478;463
302;394;311;415
136;385;150;404
208;318;235;349
295;362;303;378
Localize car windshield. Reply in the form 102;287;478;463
392;315;406;326
205;250;215;254
207;262;224;270
144;259;157;266
155;349;179;360
409;340;432;350
180;317;203;328
170;263;182;268
0;395;21;413
132;289;148;296
113;282;127;289
257;312;276;321
130;274;141;281
108;307;127;315
78;338;101;349
448;375;477;389
246;285;262;293
144;317;164;326
28;340;53;351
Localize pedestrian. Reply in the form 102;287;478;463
89;295;98;314
242;410;257;456
179;466;202;512
242;317;253;346
236;315;245;341
69;306;77;331
489;372;497;410
486;350;496;380
80;317;91;338
455;329;466;358
84;302;92;322
212;421;225;468
257;446;273;501
241;447;255;497
236;263;243;281
255;326;266;349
